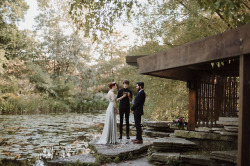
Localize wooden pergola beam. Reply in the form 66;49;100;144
137;24;250;75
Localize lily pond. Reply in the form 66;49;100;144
0;112;136;165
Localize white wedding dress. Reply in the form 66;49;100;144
97;90;118;144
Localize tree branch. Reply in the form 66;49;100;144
215;10;232;29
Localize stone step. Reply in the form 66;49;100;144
224;126;238;132
210;150;237;165
174;130;236;141
143;129;171;138
180;154;211;166
216;117;238;126
144;121;172;128
213;131;238;136
149;152;180;162
152;137;197;152
48;154;96;166
146;127;175;132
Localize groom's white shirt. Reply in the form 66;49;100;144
139;89;143;93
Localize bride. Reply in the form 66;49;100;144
97;82;119;144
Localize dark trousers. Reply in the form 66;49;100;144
119;108;130;136
134;113;142;140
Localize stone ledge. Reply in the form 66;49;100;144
174;130;236;141
180;155;211;166
144;129;171;138
152;137;197;152
47;154;96;166
210;150;237;164
144;121;172;128
149;152;180;162
90;136;154;158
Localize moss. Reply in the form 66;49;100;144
113;156;120;163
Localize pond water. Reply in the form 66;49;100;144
0;112;136;165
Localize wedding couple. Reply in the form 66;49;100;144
97;80;146;144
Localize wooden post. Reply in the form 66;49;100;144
188;81;196;131
238;54;250;166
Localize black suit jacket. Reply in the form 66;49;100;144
131;90;146;115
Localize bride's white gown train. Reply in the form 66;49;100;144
97;90;118;144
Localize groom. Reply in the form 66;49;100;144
131;82;146;144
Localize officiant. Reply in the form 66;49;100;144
117;80;133;139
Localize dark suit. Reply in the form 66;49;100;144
131;89;146;140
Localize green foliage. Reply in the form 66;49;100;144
113;156;120;163
69;0;139;39
166;158;182;166
197;0;250;28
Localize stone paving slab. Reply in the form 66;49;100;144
90;136;154;158
47;154;96;166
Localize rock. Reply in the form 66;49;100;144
150;152;180;162
181;155;212;166
210;150;237;164
174;130;236;141
90;136;154;158
211;127;225;132
216;117;238;126
144;129;171;138
224;126;238;132
147;127;175;132
195;127;212;133
106;156;153;166
48;154;96;166
152;137;197;152
213;131;238;136
144;121;172;128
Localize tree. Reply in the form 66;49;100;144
69;0;139;39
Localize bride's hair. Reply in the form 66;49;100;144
108;82;116;89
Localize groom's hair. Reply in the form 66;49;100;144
123;80;129;85
136;82;144;89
